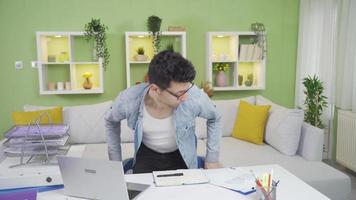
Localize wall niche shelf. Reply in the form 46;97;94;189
125;32;186;88
206;32;266;91
36;32;104;95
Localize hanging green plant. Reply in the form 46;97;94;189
147;15;162;55
251;22;266;59
84;18;110;70
302;75;328;128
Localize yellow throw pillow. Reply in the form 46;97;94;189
232;100;271;144
12;107;63;125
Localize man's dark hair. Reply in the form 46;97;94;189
148;50;196;89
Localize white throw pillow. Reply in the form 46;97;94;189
24;101;112;144
120;119;134;142
211;96;256;137
192;96;256;139
256;95;304;155
195;117;207;139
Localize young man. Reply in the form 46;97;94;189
105;50;222;173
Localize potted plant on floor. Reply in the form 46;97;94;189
302;75;328;128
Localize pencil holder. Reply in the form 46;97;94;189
255;184;276;200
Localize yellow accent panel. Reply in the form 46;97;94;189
129;36;154;61
212;36;237;61
232;100;271;144
73;64;100;90
12;107;63;125
41;35;70;62
238;62;261;86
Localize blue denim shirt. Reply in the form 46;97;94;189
104;83;222;169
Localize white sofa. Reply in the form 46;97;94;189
17;96;351;200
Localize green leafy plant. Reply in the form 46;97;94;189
136;47;145;55
213;63;229;72
251;22;266;59
302;75;328;128
166;43;174;52
147;15;162;55
84;18;110;70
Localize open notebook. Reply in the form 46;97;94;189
152;169;210;187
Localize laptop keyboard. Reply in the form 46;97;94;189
128;190;141;200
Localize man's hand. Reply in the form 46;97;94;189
204;162;222;169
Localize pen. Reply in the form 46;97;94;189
157;173;184;177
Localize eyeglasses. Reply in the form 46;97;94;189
165;83;194;100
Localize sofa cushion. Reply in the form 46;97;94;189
13;107;63;125
232;101;270;144
208;96;255;138
120;120;134;142
24;101;112;144
256;95;304;156
195;117;207;139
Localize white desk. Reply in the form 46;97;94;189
37;164;329;200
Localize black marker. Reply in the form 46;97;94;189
157;173;184;177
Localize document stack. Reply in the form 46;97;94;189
239;44;263;61
3;114;70;168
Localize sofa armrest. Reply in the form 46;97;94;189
297;122;324;161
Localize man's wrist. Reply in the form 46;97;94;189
204;161;222;169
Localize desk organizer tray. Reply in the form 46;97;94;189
4;125;69;138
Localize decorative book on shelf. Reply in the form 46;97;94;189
3;112;70;168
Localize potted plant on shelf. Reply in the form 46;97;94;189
302;75;328;128
84;18;110;70
213;63;229;87
135;47;148;61
244;73;254;87
147;15;162;55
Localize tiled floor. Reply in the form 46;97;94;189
323;160;356;200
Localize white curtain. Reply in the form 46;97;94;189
335;0;356;112
295;0;339;159
295;0;338;111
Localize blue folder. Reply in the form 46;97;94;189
0;184;64;194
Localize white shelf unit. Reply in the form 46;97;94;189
36;32;104;95
206;32;266;91
125;32;186;88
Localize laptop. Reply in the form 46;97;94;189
57;156;150;200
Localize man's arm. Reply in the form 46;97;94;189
196;92;222;169
104;94;126;161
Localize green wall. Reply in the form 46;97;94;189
0;0;300;137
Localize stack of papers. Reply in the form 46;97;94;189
3;124;70;157
205;167;256;195
239;44;263;61
153;169;210;187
